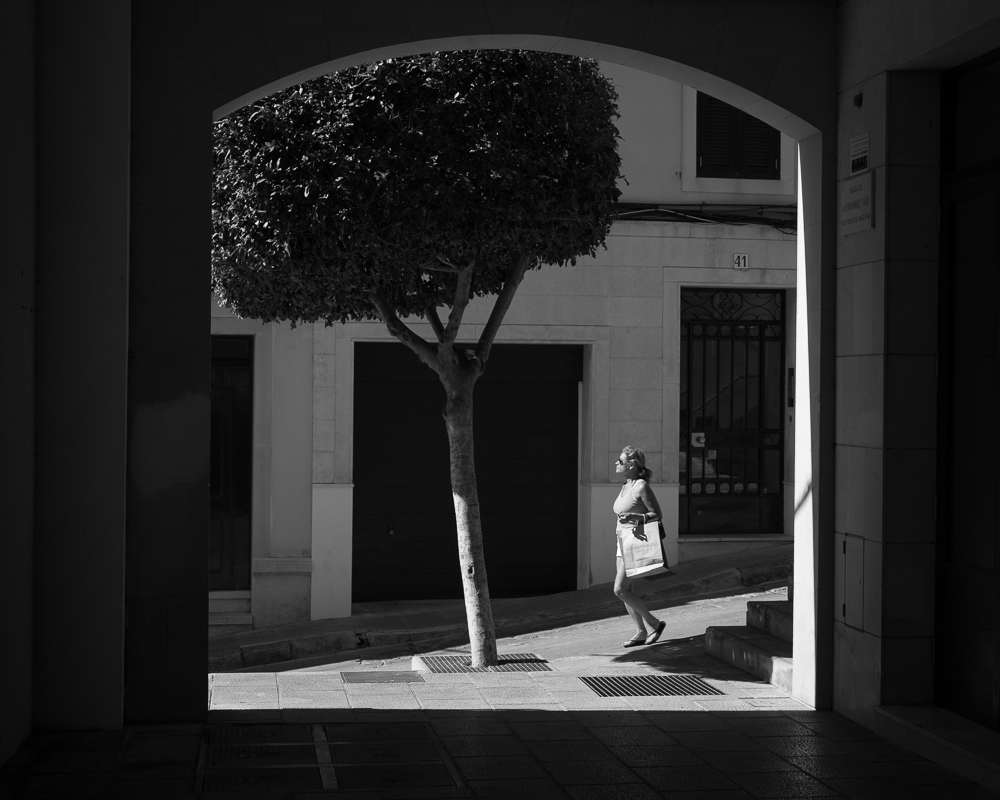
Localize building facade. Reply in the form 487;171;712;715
208;62;798;631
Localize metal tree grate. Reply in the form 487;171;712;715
419;653;551;674
580;674;725;698
341;671;425;684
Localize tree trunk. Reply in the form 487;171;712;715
440;367;497;668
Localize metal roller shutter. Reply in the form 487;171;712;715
352;342;582;601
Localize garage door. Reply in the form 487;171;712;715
353;342;582;601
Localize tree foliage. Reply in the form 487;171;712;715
212;49;622;325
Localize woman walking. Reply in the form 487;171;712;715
613;446;666;647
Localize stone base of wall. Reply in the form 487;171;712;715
679;535;793;563
252;558;312;629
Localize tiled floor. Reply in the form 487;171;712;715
4;674;998;798
4;591;996;798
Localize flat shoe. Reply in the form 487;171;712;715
645;620;666;645
622;635;646;648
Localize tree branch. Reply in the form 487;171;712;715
476;254;531;364
422;262;462;274
436;254;462;271
442;263;474;346
369;291;438;368
425;304;445;344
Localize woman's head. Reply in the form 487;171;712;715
616;445;652;481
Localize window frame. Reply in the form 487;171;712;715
680;87;797;197
696;92;781;180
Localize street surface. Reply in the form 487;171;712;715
292;585;789;674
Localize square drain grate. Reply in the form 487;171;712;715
341;671;425;684
419;653;551;674
580;674;725;697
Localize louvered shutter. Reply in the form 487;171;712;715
696;93;780;180
697;93;738;177
739;114;780;178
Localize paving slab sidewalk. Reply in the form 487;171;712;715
209;544;792;672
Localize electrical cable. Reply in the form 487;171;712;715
614;203;797;235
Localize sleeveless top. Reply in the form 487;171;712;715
613;481;649;516
614;481;651;557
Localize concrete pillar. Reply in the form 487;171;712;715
33;0;130;728
1;0;37;766
832;69;940;726
792;133;837;710
126;2;209;721
879;72;940;705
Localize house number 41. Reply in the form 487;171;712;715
733;253;749;270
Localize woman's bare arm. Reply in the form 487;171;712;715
618;480;662;524
635;480;662;521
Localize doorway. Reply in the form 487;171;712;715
679;288;786;536
936;47;1000;731
352;342;582;601
209;336;253;591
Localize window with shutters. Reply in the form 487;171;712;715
696;92;781;180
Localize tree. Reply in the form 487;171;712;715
212;49;622;667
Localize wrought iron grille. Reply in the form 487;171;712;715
681;289;783;322
680;289;786;536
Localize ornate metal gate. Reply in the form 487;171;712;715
679;289;786;535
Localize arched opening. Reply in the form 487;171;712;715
20;1;1000;787
207;35;830;710
8;1;838;729
214;35;820;141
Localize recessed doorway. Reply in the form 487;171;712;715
209;335;253;591
679;289;786;536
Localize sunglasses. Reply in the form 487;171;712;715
616;457;633;465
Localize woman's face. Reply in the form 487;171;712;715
615;451;636;477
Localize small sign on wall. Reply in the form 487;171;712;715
733;253;749;270
840;173;874;236
850;132;869;175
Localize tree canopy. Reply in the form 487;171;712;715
211;49;623;327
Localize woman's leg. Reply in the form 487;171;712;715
614;557;660;633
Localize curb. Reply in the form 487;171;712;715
209;558;792;672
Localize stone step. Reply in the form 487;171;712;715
705;625;793;692
209;612;253;637
209;598;251;614
746;600;792;643
875;705;1000;793
209;591;251;615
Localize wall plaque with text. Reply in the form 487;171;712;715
840;173;873;236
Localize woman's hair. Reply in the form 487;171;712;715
622;445;652;481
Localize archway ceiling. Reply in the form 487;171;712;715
136;1;832;140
